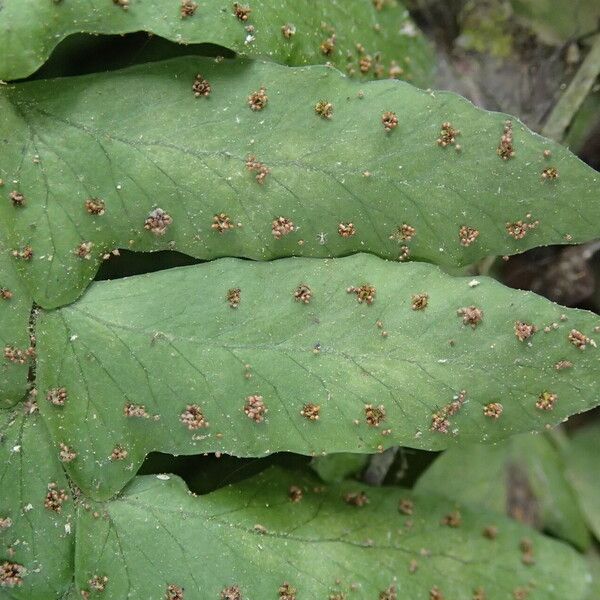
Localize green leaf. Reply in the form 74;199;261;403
73;466;592;599
414;432;591;551
563;423;600;542
310;453;368;483
3;58;600;309
585;551;600;600
37;255;600;499
0;242;33;408
511;0;600;46
0;0;433;83
0;407;74;598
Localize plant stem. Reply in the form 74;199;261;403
543;35;600;142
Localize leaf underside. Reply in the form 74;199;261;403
415;432;591;551
0;0;433;83
0;247;33;408
37;254;600;499
0;408;74;599
73;467;591;600
2;57;600;308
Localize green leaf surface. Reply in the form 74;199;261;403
0;0;433;83
415;432;591;551
0;243;33;408
511;0;600;45
310;452;369;483
36;255;600;499
2;57;600;309
0;408;74;599
585;551;600;600
73;467;592;599
563;423;600;541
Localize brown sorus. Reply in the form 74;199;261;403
437;122;460;147
233;3;251;21
288;485;303;502
459;225;479;247
227;288;241;308
89;575;108;591
483;402;503;419
514;321;537;341
180;404;209;430
244;395;267;423
180;0;197;18
315;101;333;119
497;120;515;160
272;217;295;239
11;246;33;260
399;498;414;515
569;329;594;350
44;483;68;512
221;585;241;600
46;387;67;406
364;403;386;426
338;222;356;238
536;391;557;411
212;213;235;233
382;111;398;132
457;306;483;328
9;191;25;206
144;208;173;235
192;74;211;97
344;491;369;507
248;86;268;111
300;403;320;420
411;293;428;311
281;24;296;38
166;583;185;599
85;198;105;215
110;446;128;461
1;561;26;587
278;582;297;600
320;35;336;56
541;167;558;180
123;403;149;418
347;284;376;304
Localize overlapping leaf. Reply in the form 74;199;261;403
73;467;591;599
0;408;74;598
0;0;432;83
563;423;600;542
2;57;600;308
415;432;590;550
511;0;600;45
0;244;33;408
37;255;600;498
586;552;600;600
